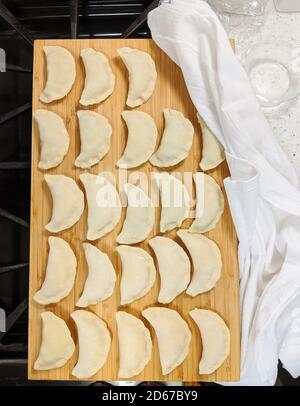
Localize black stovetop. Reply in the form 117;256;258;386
0;0;299;386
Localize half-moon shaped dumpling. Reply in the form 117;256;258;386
154;172;190;232
177;230;222;296
33;109;69;170
116;111;157;169
189;173;224;234
116;245;156;305
116;311;152;378
142;307;191;375
189;308;230;375
80;173;121;241
71;310;111;378
148;236;190;304
34;312;75;371
75;110;112;169
40;45;76;103
76;243;116;307
198;113;225;171
45;174;84;233
150;109;194;167
34;236;77;305
118;47;157;107
80;48;115;106
116;183;155;244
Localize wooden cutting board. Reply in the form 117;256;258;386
28;39;240;382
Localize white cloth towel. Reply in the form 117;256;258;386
148;0;300;386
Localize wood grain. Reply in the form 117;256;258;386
29;39;240;382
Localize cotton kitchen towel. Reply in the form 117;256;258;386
148;0;300;385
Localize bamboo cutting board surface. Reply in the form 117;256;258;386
29;39;240;382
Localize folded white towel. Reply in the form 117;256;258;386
148;0;300;385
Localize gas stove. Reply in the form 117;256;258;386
0;0;298;387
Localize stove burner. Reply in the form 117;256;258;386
0;263;28;275
0;102;31;125
0;299;28;344
0;208;28;228
89;381;114;387
0;2;33;45
138;381;167;386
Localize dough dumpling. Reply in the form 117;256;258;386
76;243;116;307
117;111;157;169
34;236;77;305
116;311;152;378
71;310;111;378
33;109;69;170
116;183;155;244
34;312;75;371
142;307;191;375
189;308;230;375
116;245;156;305
45;174;84;233
80;173;121;240
148;236;190;304
189;173;224;234
177;230;222;296
40;45;76;103
150;109;194;167
198;113;225;171
154;172;190;232
80;48;115;106
75;110;112;169
118;47;157;107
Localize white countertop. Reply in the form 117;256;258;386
223;1;300;174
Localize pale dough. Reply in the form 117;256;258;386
45;174;84;233
150;109;194;167
118;47;157;107
71;310;111;378
116;245;156;305
116;183;155;244
116;311;152;378
34;312;75;371
148;236;190;304
40;45;76;103
117;110;157;169
142;307;191;375
80;48;115;106
154;172;190;232
33;236;77;305
189;308;230;375
33;109;69;170
177;230;222;296
75;110;112;169
189;173;224;234
76;243;116;307
197;113;225;171
80;173;121;240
